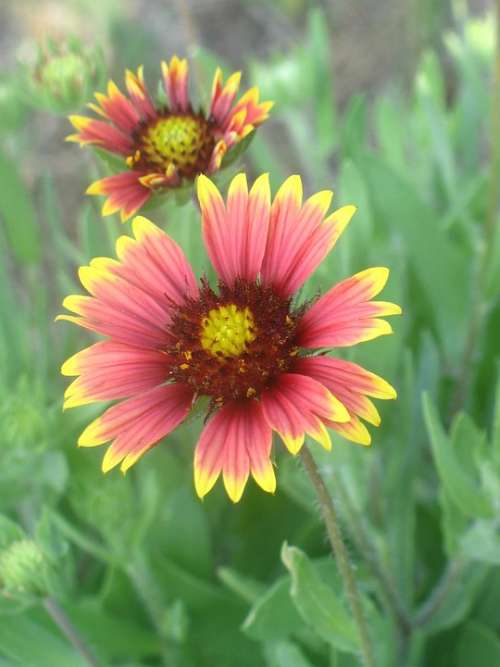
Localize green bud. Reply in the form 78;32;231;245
0;539;49;597
19;36;105;115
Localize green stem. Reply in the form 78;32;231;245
43;597;103;667
127;552;175;667
334;473;412;637
413;559;463;627
301;446;376;667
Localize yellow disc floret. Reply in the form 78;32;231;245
200;304;256;358
142;114;212;170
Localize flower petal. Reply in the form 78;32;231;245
261;373;349;454
294;356;397;446
58;217;198;348
114;216;199;305
297;267;402;348
261;177;355;296
87;172;151;222
194;400;274;502
210;70;241;125
67;115;133;155
125;66;157;119
161;56;189;112
94;79;141;133
78;384;194;473
198;173;271;285
61;341;172;409
227;86;274;130
58;291;170;349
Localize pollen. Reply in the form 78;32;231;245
200;304;256;357
140;113;215;176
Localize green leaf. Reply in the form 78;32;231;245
162;486;213;578
66;598;160;660
306;7;338;157
374;95;407;171
0;148;41;264
341;95;368;160
35;509;69;562
281;543;358;653
220;131;255;169
264;639;315;667
455;621;500;667
356;151;471;362
422;393;492;518
0;515;25;549
460;521;500;565
243;576;303;641
424;563;488;634
217;566;264;604
493;371;500;468
0;615;87;667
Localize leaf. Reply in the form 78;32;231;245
493;371;500;468
281;543;359;653
217;566;264;604
424;562;488;634
460;521;500;565
306;7;338;157
0;148;41;264
162;486;213;579
66;598;160;660
264;639;315;667
243;576;303;642
356;151;471;362
0;615;87;667
374;95;407;171
0;515;25;549
422;393;492;518
220;131;255;169
455;621;500;667
35;509;69;562
337;159;373;274
341;95;368;160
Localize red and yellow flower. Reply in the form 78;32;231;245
67;56;272;222
58;173;401;502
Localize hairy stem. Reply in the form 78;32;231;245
43;597;103;667
301;446;376;667
334;473;413;637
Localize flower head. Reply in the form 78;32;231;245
67;56;273;221
58;173;401;502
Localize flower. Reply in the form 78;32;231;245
58;173;401;502
67;55;273;221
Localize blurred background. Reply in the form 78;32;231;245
0;1;499;666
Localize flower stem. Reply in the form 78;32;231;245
300;446;376;667
334;472;412;637
43;597;103;667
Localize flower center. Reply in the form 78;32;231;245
167;280;301;405
200;305;256;358
137;113;215;178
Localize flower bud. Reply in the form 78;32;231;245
0;539;49;597
20;36;105;115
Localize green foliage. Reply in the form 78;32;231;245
0;2;499;666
